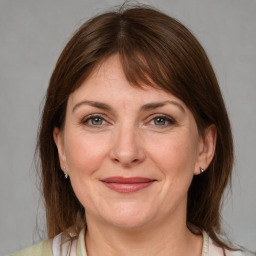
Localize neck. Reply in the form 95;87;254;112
85;213;202;256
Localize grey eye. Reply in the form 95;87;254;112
153;117;167;125
90;117;104;125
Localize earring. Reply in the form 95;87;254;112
64;166;68;179
200;167;205;174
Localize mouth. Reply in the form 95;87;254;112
100;176;156;193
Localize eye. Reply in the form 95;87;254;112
90;117;104;125
153;117;168;126
82;114;107;127
148;114;176;128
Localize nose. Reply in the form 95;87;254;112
109;124;146;167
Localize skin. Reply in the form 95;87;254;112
54;54;216;256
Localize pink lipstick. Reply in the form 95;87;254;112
101;177;155;193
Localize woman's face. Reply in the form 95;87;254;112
54;55;215;229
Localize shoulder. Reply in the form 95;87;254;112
10;239;52;256
8;229;86;256
224;250;250;256
209;236;251;256
224;249;253;256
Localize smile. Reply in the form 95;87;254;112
101;176;156;193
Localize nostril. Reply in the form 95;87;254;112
110;144;146;165
112;157;140;166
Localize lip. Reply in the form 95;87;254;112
101;176;156;193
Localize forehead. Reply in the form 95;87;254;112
68;55;185;108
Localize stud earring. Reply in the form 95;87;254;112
64;166;68;179
200;167;205;174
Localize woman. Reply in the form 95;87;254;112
11;4;247;256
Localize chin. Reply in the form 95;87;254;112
100;205;156;230
106;216;153;230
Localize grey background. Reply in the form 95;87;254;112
0;0;255;254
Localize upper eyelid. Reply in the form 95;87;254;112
82;113;107;119
81;113;108;123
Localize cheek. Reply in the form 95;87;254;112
146;132;199;179
63;132;111;211
64;132;109;175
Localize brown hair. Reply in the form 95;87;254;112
38;4;234;250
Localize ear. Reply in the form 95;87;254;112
194;125;217;175
53;127;68;174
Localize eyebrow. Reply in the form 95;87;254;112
72;100;112;113
72;100;185;113
140;100;185;113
